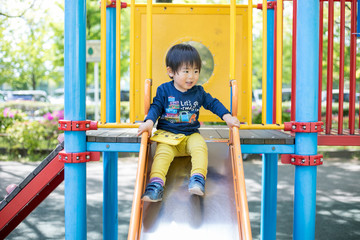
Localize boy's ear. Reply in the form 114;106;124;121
167;67;174;78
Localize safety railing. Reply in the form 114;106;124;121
319;0;359;135
96;0;358;134
97;0;290;131
99;0;140;129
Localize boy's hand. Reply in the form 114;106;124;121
137;120;154;136
223;113;240;128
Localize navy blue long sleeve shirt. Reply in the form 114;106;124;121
145;81;230;135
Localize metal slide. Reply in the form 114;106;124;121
0;142;64;239
128;129;252;240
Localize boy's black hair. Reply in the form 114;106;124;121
166;43;202;75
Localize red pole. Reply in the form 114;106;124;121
273;4;277;124
349;0;357;134
318;1;324;122
338;0;345;134
291;0;297;122
326;0;334;134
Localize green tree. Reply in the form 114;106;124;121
0;0;64;90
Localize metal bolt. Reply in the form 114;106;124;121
301;159;305;163
314;125;318;130
314;159;317;164
302;126;306;130
65;156;68;160
76;156;79;160
65;124;67;128
76;124;79;128
292;125;296;130
86;124;90;128
86;155;90;159
291;158;295;163
320;158;323;163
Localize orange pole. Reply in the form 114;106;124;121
230;70;252;239
127;132;149;240
232;128;252;240
231;80;238;117
144;79;152;115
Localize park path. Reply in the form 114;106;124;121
0;154;359;240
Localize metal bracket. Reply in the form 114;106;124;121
257;1;276;10
281;154;324;166
58;120;98;131
284;121;324;133
106;0;128;8
58;151;100;163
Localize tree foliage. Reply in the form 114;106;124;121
1;0;359;93
0;0;64;90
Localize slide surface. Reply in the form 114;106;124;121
0;142;64;239
140;142;240;240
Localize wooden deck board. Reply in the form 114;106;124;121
86;127;294;145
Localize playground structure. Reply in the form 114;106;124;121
1;0;359;239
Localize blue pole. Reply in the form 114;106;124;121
266;2;275;124
294;1;319;239
103;6;118;240
261;2;278;240
64;0;87;239
261;154;277;240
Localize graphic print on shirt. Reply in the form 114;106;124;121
164;96;198;123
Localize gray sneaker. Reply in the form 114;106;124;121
141;182;164;202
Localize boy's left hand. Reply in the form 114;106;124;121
223;113;240;128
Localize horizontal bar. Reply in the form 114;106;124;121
97;123;284;130
241;144;295;154
98;123;140;128
239;124;284;130
87;142;141;152
320;0;353;2
126;3;259;8
318;134;360;146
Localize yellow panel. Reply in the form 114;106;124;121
132;4;249;123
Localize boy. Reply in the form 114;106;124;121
137;43;240;202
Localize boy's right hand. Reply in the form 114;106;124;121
137;120;154;136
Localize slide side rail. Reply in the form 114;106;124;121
128;132;149;240
231;127;252;240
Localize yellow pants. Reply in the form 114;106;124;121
150;133;208;184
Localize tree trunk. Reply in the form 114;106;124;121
31;72;36;90
156;0;172;3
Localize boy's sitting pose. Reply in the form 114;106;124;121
137;43;240;202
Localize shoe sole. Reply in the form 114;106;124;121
189;186;204;196
142;195;162;202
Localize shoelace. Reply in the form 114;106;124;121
146;182;163;192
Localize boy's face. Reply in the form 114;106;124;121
167;63;200;92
